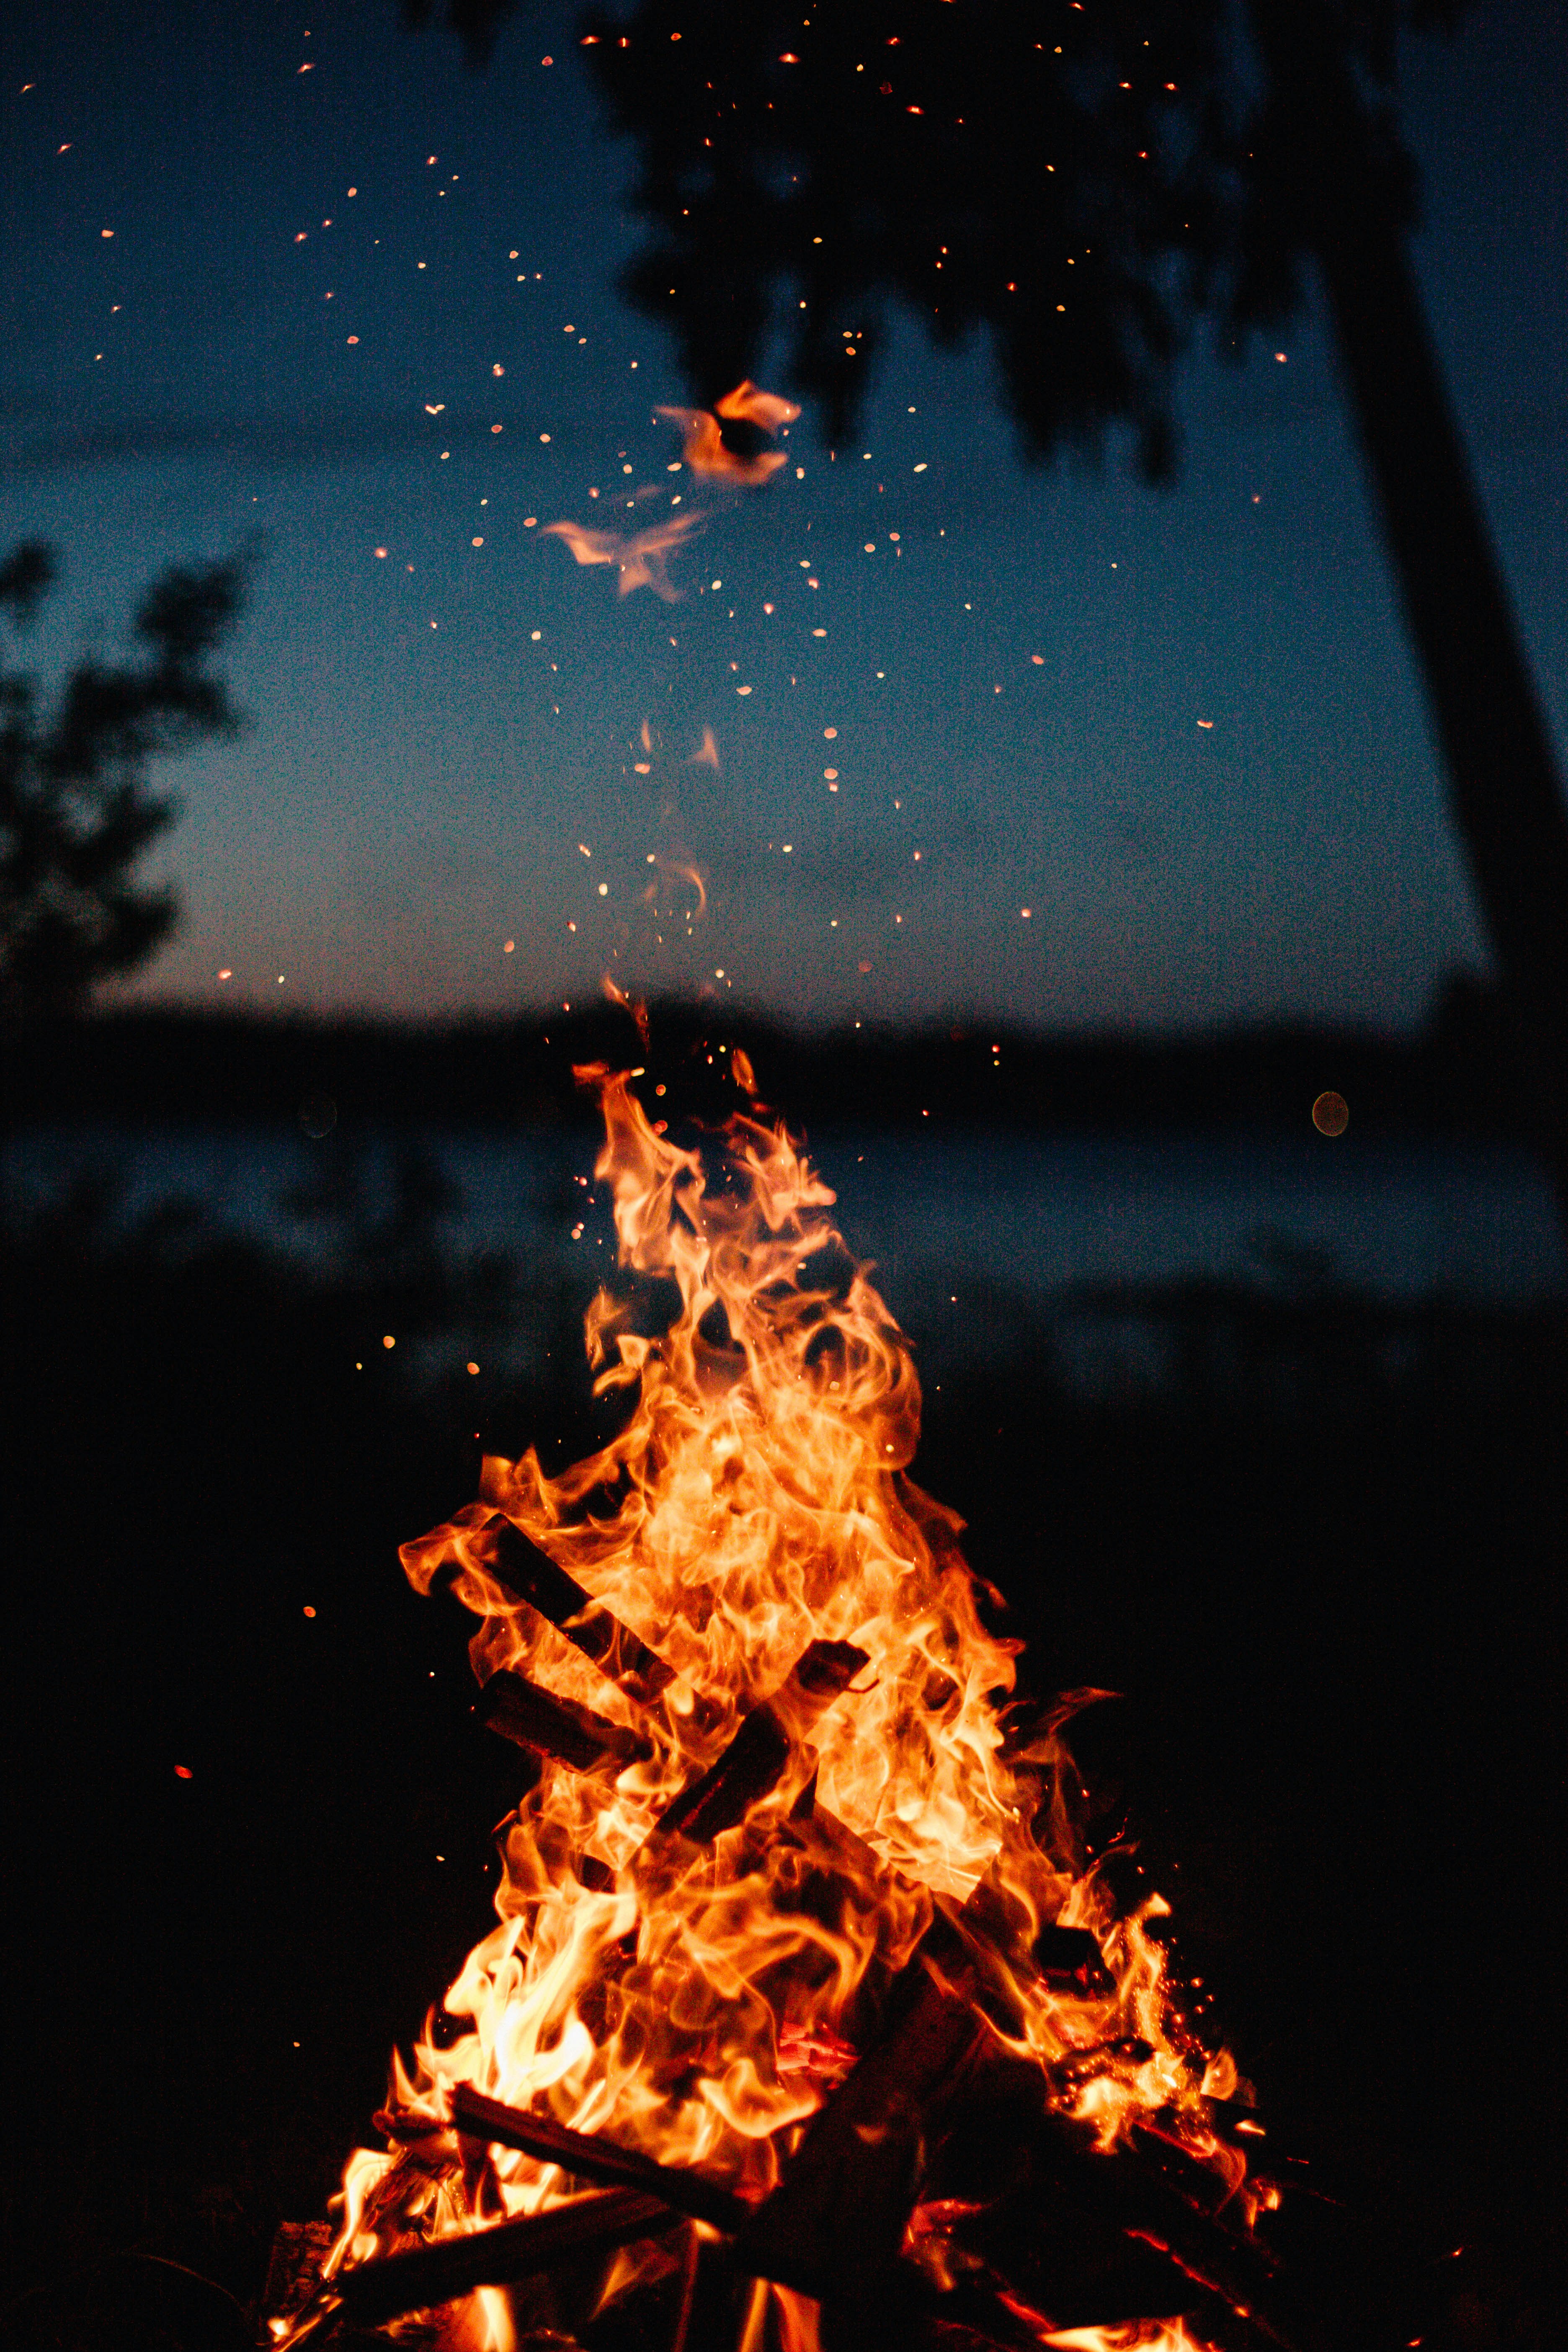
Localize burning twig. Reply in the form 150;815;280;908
450;2082;748;2234
647;1638;869;1845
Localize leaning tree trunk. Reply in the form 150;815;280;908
1248;0;1568;1240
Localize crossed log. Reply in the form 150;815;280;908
310;1958;1298;2351
279;1511;1322;2350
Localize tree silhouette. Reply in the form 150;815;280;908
0;540;255;1023
409;0;1568;1220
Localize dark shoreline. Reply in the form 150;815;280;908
4;979;1531;1139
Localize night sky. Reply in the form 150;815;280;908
2;0;1563;1031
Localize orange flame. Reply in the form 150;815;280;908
657;381;802;485
304;1072;1257;2342
601;972;650;1044
1042;2325;1222;2352
543;511;703;599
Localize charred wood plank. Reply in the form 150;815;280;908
911;2217;1283;2352
477;1668;651;1774
737;1914;1305;2352
918;2277;1282;2352
649;1639;868;1845
331;2188;675;2328
261;2221;335;2334
481;1513;674;1697
450;2082;747;2234
650;1707;787;1844
929;2048;1301;2351
733;1916;989;2290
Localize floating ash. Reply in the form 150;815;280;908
272;1066;1296;2352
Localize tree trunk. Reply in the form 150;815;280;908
1248;0;1568;1236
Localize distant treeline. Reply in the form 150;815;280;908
5;971;1527;1137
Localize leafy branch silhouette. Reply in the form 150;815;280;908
0;538;257;1022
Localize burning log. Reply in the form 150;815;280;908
437;2086;1193;2352
734;1911;990;2290
330;2187;676;2329
390;1995;1295;2345
648;1638;869;1845
480;1511;674;1696
477;1666;651;1774
449;2081;747;2234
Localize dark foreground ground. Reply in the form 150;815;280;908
0;1110;1561;2352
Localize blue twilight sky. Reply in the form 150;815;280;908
1;0;1563;1031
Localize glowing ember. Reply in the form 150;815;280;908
657;382;803;485
279;1066;1271;2349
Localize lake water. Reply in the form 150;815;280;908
8;1121;1560;1370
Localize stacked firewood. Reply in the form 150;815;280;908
270;1511;1320;2352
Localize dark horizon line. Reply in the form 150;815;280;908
9;971;1528;1141
94;972;1494;1048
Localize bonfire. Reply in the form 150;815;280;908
270;1061;1300;2352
